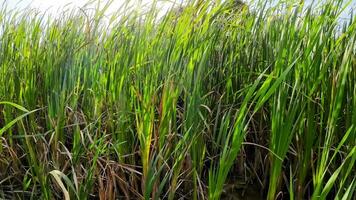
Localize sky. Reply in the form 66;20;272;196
1;0;355;20
2;0;185;11
2;0;173;15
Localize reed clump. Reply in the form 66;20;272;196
0;0;355;199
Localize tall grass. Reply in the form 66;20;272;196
0;0;355;199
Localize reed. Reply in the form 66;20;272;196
0;0;355;199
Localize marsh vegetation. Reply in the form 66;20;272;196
0;0;355;199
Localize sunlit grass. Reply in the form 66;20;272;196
0;0;355;199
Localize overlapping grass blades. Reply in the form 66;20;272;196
0;0;355;199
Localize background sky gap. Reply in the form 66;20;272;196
2;0;356;21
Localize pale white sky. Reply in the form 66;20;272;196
1;0;355;19
4;0;144;10
2;0;180;16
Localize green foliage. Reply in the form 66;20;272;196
0;0;355;199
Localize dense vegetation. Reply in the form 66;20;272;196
0;0;355;199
